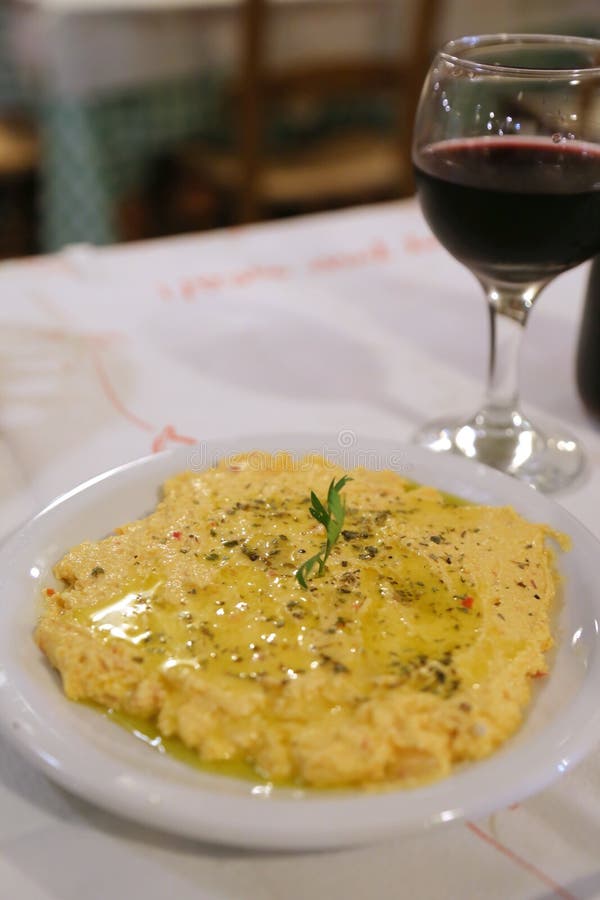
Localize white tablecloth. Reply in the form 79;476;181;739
11;0;401;97
10;0;600;96
1;199;600;899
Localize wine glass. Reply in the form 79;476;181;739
412;34;600;492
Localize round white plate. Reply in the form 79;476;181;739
1;434;600;850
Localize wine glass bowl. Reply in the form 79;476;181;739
412;34;600;491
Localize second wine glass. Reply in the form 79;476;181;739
412;34;600;492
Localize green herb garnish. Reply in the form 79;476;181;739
295;475;352;589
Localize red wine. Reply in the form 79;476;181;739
414;137;600;283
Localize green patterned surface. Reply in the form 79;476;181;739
39;76;223;249
39;82;397;250
0;10;30;112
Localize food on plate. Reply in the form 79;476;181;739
35;453;566;789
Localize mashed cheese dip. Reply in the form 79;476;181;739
35;453;564;789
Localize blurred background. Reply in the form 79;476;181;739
0;0;599;260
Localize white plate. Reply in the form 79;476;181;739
1;434;600;850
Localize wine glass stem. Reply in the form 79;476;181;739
478;279;546;430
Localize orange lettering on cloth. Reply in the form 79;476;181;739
152;425;198;453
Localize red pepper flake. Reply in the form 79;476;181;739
461;596;474;609
45;587;56;597
229;465;241;472
531;670;547;679
172;531;182;539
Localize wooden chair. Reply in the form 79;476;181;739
180;0;441;224
0;118;38;176
0;118;39;256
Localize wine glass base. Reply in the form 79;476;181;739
413;412;585;493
